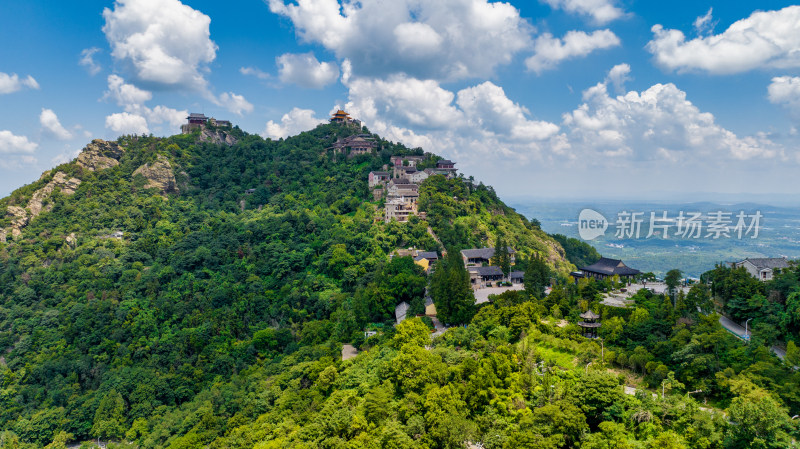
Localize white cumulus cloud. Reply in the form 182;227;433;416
105;112;150;135
102;75;187;132
277;52;340;89
767;76;800;118
457;82;559;140
102;0;217;89
216;92;254;116
648;5;800;74
693;8;716;36
346;75;463;130
40;109;73;140
263;108;326;139
0;72;39;94
606;63;631;93
525;29;620;73
51;148;84;166
267;0;533;81
341;74;561;164
240;66;271;80
0;131;38;153
146;105;187;128
104;74;153;106
79;47;102;75
562;78;782;161
540;0;625;24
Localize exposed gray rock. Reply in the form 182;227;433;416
28;172;81;217
2;171;81;240
76;139;125;171
200;128;238;146
5;206;28;239
133;155;178;194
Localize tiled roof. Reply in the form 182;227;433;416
580;310;600;320
415;251;438;260
580;257;640;276
742;257;790;270
460;247;516;260
469;266;503;276
395;301;410;322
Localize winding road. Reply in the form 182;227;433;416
718;315;785;360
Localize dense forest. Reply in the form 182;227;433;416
0;123;798;448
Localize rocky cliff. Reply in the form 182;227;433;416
200;127;238;146
0;139;125;242
132;155;178;194
76;139;125;171
1;171;81;242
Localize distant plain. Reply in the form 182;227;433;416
512;200;800;277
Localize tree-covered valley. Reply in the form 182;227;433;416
1;123;799;448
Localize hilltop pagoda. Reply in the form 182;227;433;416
329;109;362;129
330;110;352;123
578;310;601;338
181;113;232;134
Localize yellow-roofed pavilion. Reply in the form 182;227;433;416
330;110;351;123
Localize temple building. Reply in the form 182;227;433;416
579;257;640;281
391;155;426;178
460;247;516;267
181;113;208;134
331;134;377;157
330;110;351;123
181;113;232;134
578;310;601;338
468;266;504;288
330;109;362;128
437;159;455;170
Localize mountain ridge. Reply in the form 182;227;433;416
0;121;575;446
0;123;572;272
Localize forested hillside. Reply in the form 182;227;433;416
3;123;800;448
0;123;575;447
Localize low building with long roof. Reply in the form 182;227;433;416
579;257;640;281
732;257;790;281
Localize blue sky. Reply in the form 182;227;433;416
2;0;800;199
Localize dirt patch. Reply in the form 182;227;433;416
341;344;358;361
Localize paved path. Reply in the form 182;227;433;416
426;226;445;255
601;283;692;308
473;284;524;304
601;293;635;308
718;315;784;360
430;316;447;338
626;282;691;295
